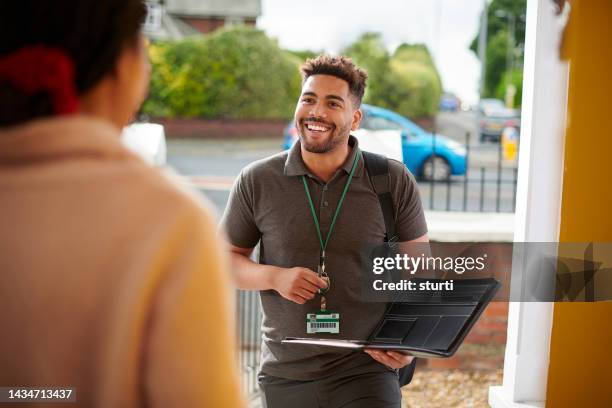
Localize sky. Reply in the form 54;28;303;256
257;0;485;105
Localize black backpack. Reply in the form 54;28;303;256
362;150;417;387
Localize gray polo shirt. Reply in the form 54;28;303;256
222;136;427;380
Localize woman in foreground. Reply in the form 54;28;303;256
0;1;243;406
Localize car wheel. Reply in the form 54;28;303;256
421;155;451;181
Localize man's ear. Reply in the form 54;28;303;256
351;108;363;131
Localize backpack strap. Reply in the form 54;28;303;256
362;150;417;388
362;150;398;243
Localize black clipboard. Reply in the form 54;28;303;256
282;278;501;358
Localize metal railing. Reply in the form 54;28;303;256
420;132;519;213
237;290;262;399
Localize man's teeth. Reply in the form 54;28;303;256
306;124;330;132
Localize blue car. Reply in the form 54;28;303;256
283;104;467;180
439;92;461;112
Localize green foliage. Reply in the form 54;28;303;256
470;0;527;54
143;42;173;117
142;26;301;119
394;43;436;69
388;59;442;118
285;49;320;62
144;28;443;120
343;33;442;118
343;33;395;110
485;30;511;97
471;0;526;97
495;68;523;107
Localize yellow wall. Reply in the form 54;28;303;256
547;0;612;406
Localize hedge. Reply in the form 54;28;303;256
142;26;302;120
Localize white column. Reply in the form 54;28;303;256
489;0;569;407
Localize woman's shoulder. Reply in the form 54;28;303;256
130;164;219;227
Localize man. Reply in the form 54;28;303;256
222;55;428;408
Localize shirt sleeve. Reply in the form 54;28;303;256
143;205;244;408
220;169;261;249
393;163;428;241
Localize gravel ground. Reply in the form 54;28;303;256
402;369;503;408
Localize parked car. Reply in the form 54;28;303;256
121;122;167;166
478;98;521;142
439;92;461;112
283;104;467;181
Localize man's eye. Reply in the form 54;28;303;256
302;98;314;103
330;102;341;108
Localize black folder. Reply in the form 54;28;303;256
282;278;501;358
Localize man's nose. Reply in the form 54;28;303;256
308;101;327;118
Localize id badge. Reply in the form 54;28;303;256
306;311;340;334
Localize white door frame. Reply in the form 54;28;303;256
489;0;569;407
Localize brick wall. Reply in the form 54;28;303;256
152;116;436;139
182;17;225;34
425;302;508;371
180;17;257;35
151;117;287;139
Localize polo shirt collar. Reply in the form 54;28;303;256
283;134;364;179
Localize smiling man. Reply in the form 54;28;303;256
222;55;428;408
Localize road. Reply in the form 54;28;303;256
166;111;518;214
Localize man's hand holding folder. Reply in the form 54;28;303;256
364;349;415;369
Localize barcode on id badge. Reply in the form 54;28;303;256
307;315;340;334
310;322;337;328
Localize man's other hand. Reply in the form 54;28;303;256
364;349;415;369
272;267;328;304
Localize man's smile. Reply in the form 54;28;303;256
303;120;334;134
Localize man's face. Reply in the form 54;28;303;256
294;74;362;154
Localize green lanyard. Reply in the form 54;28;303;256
301;149;360;261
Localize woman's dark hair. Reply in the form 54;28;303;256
0;0;147;126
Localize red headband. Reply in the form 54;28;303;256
0;46;79;115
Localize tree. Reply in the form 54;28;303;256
388;59;442;118
285;49;321;62
343;34;442;118
495;68;523;107
343;32;395;111
142;26;302;119
485;30;511;99
471;0;527;98
394;43;438;70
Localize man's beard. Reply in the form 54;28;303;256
298;119;351;154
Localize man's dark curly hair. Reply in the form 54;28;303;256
300;54;368;108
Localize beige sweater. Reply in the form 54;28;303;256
0;116;243;407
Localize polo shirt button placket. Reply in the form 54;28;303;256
322;186;329;207
320;184;332;230
322;185;329;207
